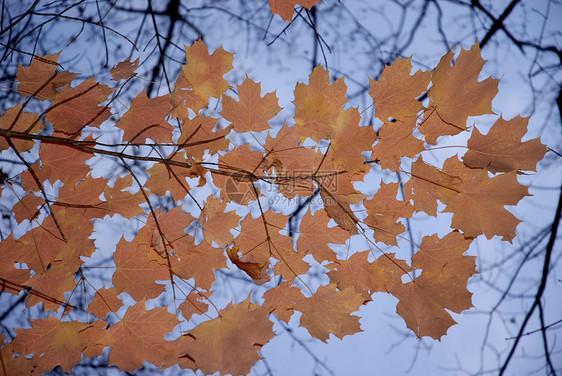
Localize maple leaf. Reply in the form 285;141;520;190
145;160;190;200
179;290;211;320
419;44;499;144
364;182;414;245
463;116;547;173
262;281;302;323
327;252;411;300
12;192;43;223
295;284;366;342
297;208;350;263
405;156;529;241
45;77;114;135
268;0;322;22
264;123;318;172
0;334;37;375
330;108;376;176
369;57;431;122
202;196;241;248
393;232;475;339
112;233;170;301
12;317;89;374
0;235;31;287
17;53;77;101
371;117;425;171
0;104;42;152
37;142;92;187
99;175;146;218
221;76;282;133
88;287;123;319
181;297;275;376
294;65;348;142
182;38;234;103
171;235;227;290
99;299;179;372
232;211;292;283
111;57;139;81
116;90;174;144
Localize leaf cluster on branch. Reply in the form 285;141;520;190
0;35;546;375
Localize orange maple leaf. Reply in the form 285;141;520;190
116;90;174;144
182;38;234;103
419;44;499;144
364;182;414;245
232;211;292;283
88;287;123;320
111;57;139;81
369;57;431;122
112;233;170;301
16;53;77;101
221;76;282;133
201;196;241;248
371;117;425;171
297;208;349;263
12;317;89;374
181;297;275;376
99;299;179;372
268;0;321;22
393;232;475;339
463;116;547;173
294;65;348;142
45;77;114;135
0;104;42;152
37;142;92;187
295;284;366;342
405;156;529;241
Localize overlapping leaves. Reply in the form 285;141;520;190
0;39;546;376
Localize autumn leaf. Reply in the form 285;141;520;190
232;211;292;283
201;196;241;248
463;116;547;173
372;117;425;171
364;182;414;245
369;57;431;122
268;0;322;21
420;44;499;144
295;284;366;342
116;90;174;144
405;156;529;241
17;53;77;101
182;38;234;103
171;235;227;290
45;77;114;135
12;317;89;374
262;281;302;323
331;108;376;176
178;290;211;320
88;287;123;319
393;232;475;339
0;104;41;152
294;65;348;142
221;76;282;133
99;299;179;372
297;208;350;263
181;297;275;376
111;57;139;81
37;141;92;187
112;233;170;301
327;252;410;300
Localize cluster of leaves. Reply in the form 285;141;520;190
0;34;546;375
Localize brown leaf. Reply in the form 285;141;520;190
463;116;547;173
